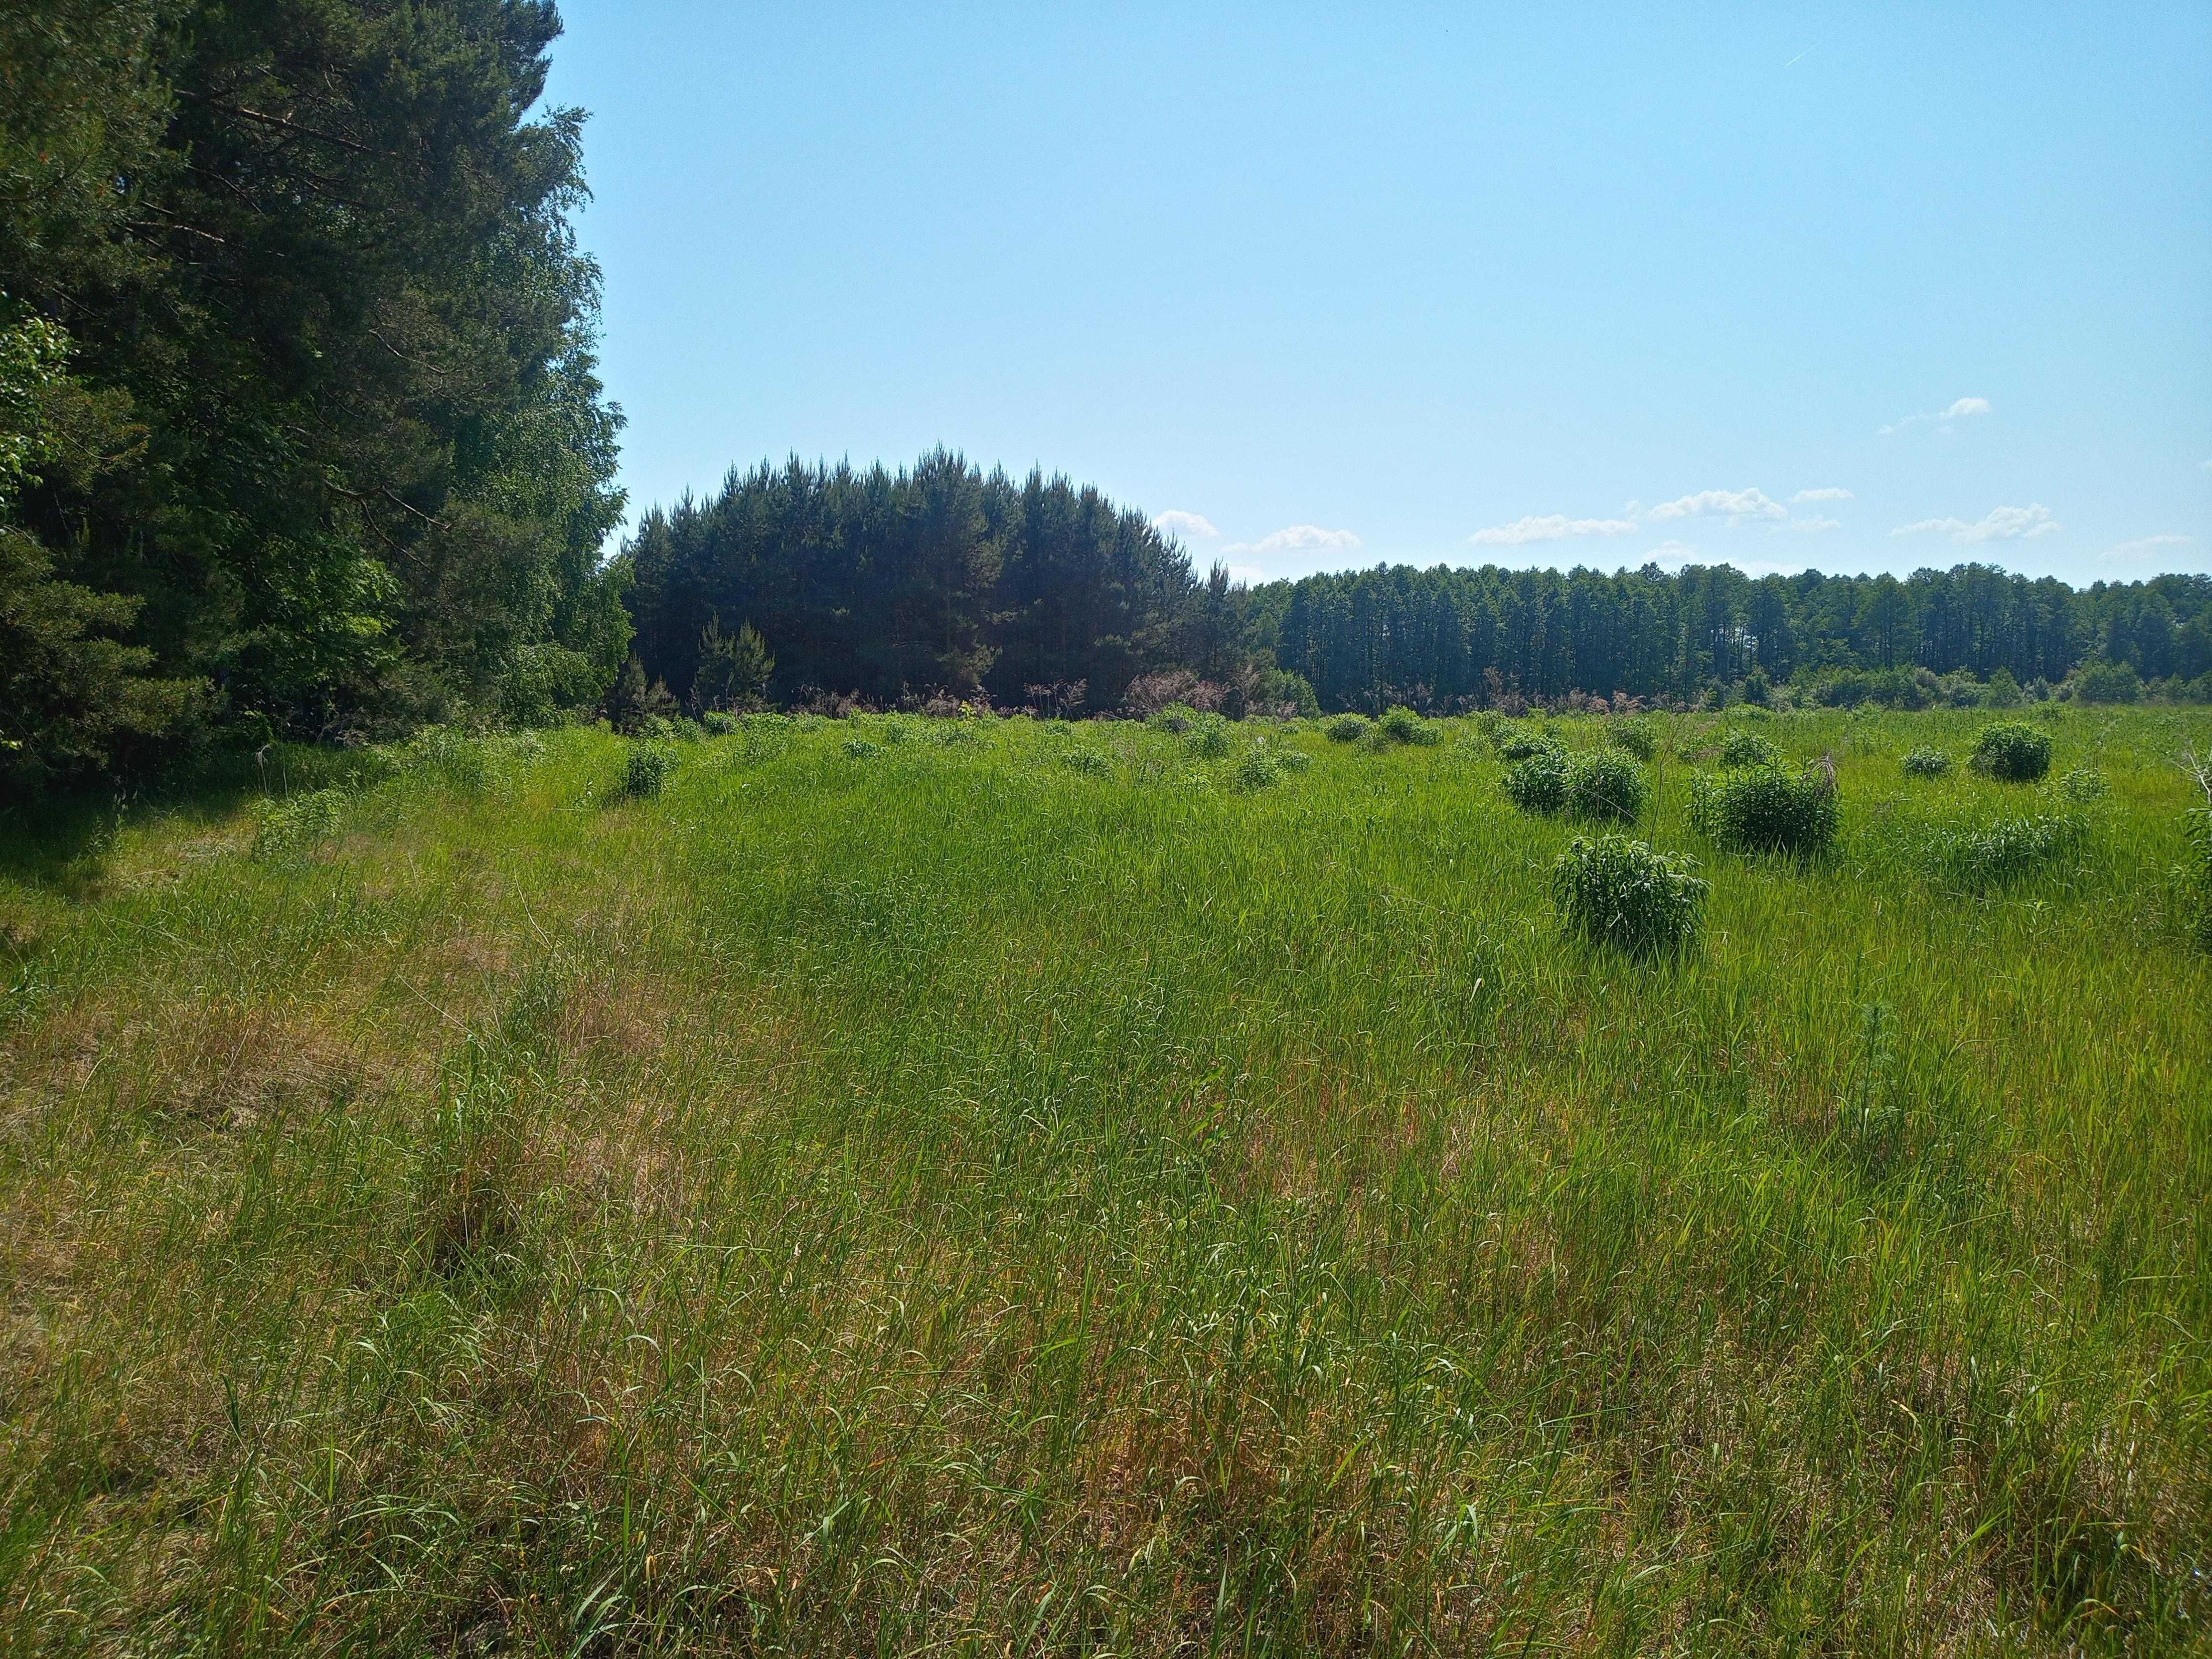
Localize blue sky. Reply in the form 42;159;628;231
546;3;2212;586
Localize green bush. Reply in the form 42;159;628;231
1060;748;1112;776
251;789;348;863
1718;728;1778;769
1608;720;1657;761
2189;805;2212;951
1970;722;2051;783
1933;812;2084;892
1186;715;1234;758
1495;726;1556;762
1901;748;1952;778
842;737;881;759
1276;748;1313;774
2070;658;2140;705
619;745;674;799
1325;713;1372;743
1690;762;1839;856
1230;748;1284;791
1376;706;1443;746
1147;702;1200;735
701;710;742;736
1502;743;1571;814
1552;835;1708;959
1564;748;1649;823
2049;767;2107;803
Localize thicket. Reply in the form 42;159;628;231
1551;834;1707;958
1;0;627;793
1971;722;2053;783
1690;761;1840;856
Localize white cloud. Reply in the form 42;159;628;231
1782;516;1842;533
2099;534;2192;562
1151;509;1218;540
1890;503;2059;543
1648;487;1787;524
1791;487;1853;503
1225;563;1267;585
1879;396;1992;436
1222;523;1362;557
1468;512;1637;547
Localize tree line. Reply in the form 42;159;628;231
620;452;2212;716
2;0;626;793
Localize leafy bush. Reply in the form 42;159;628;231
1147;702;1200;735
1230;748;1284;791
2070;658;2140;705
1689;761;1839;856
701;710;742;736
1970;722;2051;783
1901;748;1952;778
1325;713;1372;743
1718;728;1778;769
1060;748;1112;776
1552;835;1707;959
1376;706;1442;746
619;746;673;799
1495;726;1556;762
1502;743;1571;814
842;737;881;759
2048;767;2106;803
1608;720;1657;761
1185;715;1234;758
252;789;348;863
1933;812;2084;892
1564;749;1649;823
1276;748;1313;774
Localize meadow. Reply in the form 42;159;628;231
2;704;2209;1656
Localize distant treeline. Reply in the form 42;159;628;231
622;452;2212;715
2;1;625;793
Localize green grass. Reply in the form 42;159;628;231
2;705;2209;1655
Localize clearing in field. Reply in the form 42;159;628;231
2;706;2209;1654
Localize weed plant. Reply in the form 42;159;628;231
1325;712;1372;742
1551;833;1706;958
618;743;673;798
1607;719;1658;760
1901;747;1952;778
1972;720;2054;782
1501;740;1571;813
1690;761;1840;856
1718;728;1778;768
1376;706;1443;746
1563;748;1649;823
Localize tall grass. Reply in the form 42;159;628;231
0;705;2207;1654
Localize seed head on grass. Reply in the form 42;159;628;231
1552;834;1707;959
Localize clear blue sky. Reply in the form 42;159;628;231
545;3;2211;586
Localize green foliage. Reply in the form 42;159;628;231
618;744;673;800
1607;719;1657;760
1325;713;1372;742
2049;767;2107;803
1230;747;1284;790
1564;748;1650;823
1690;762;1840;856
399;727;493;796
1551;833;1707;959
1718;728;1778;768
1502;742;1571;814
1901;748;1952;778
1933;811;2085;892
1970;722;2052;782
1494;725;1557;762
842;737;882;759
1376;706;1443;746
1059;747;1112;776
604;656;677;737
1184;713;1235;758
250;789;348;864
2069;658;2140;704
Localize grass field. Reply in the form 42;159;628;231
3;705;2210;1656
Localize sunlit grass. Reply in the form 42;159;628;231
2;704;2208;1654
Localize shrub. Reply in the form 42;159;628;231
1060;748;1112;776
2070;658;2140;705
1970;722;2051;783
1230;748;1283;791
1552;835;1707;959
1185;715;1234;758
1502;743;1571;814
619;745;673;799
1718;728;1777;769
1901;748;1952;778
2049;767;2107;803
1147;702;1200;735
1376;706;1442;746
1690;761;1839;856
1276;748;1313;774
842;737;881;759
701;710;742;736
1495;726;1556;762
1608;720;1657;761
252;789;348;863
1564;748;1649;823
1933;812;2084;892
1325;713;1372;743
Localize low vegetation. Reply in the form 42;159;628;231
2;704;2207;1654
1689;759;1841;857
1972;720;2055;782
